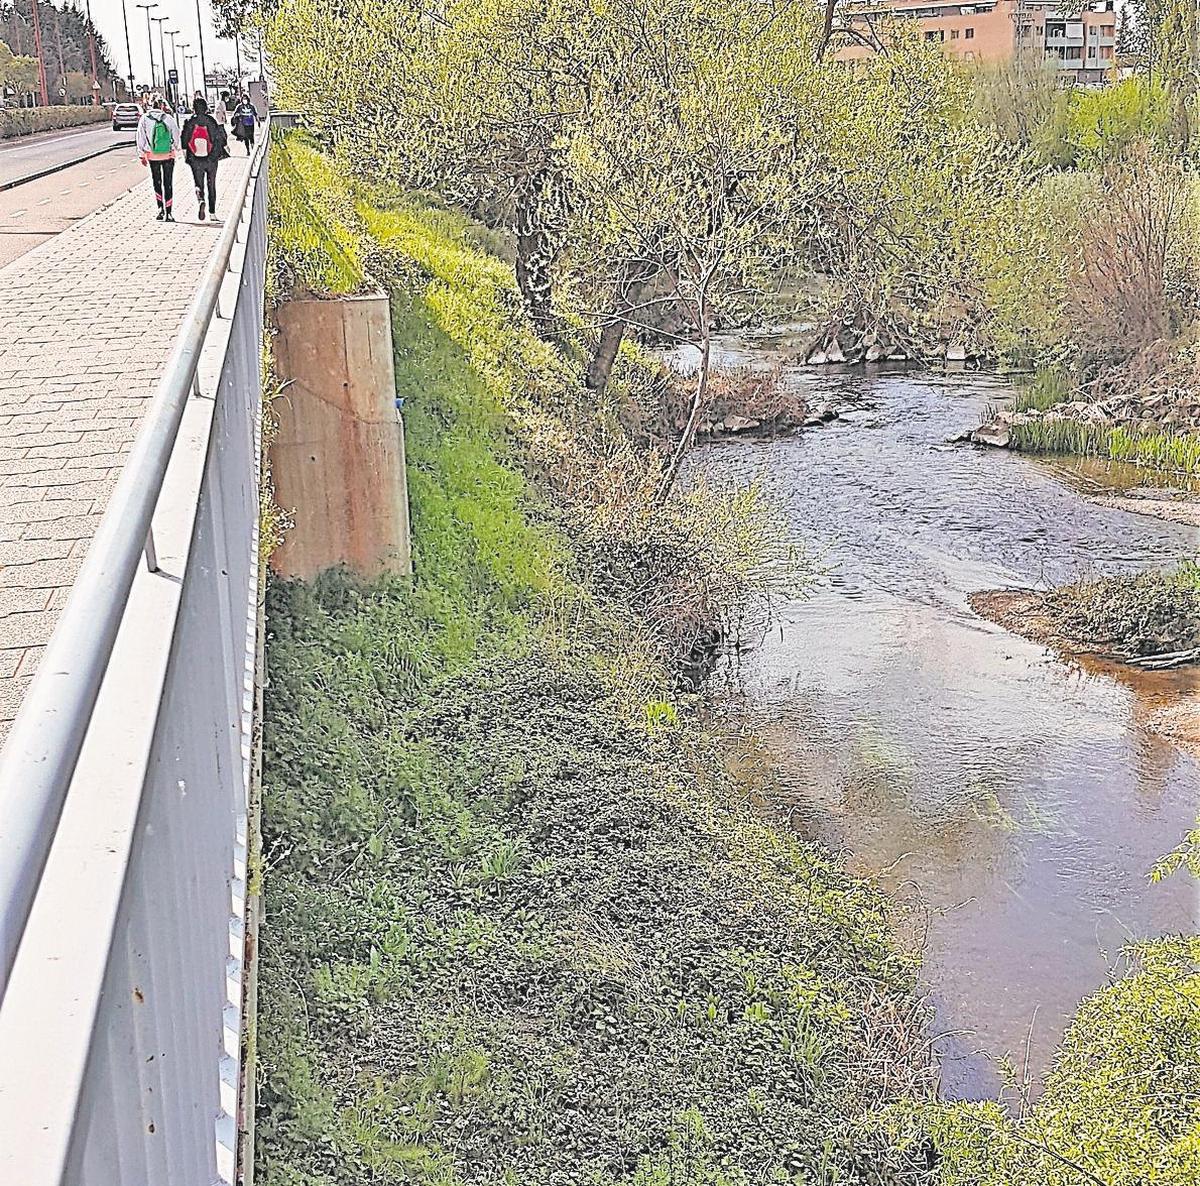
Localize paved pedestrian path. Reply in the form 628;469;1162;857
0;156;251;741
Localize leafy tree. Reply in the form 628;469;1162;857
1124;0;1200;152
1067;76;1171;165
0;37;37;96
967;53;1073;168
564;0;823;468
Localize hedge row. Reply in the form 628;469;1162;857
0;105;110;141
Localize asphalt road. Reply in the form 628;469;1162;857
0;123;136;188
0;152;146;270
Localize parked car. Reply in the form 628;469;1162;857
112;103;141;131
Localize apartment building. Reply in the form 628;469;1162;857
837;0;1117;86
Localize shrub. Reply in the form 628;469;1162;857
1041;566;1200;657
0;104;108;140
1066;77;1170;167
1069;144;1200;374
891;938;1200;1186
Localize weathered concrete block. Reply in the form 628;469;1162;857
269;292;412;581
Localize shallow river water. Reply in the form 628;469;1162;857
688;349;1200;1101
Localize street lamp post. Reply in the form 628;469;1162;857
84;1;101;107
195;0;210;104
135;3;158;91
178;43;191;98
151;16;169;103
186;54;200;101
119;0;136;99
167;30;181;106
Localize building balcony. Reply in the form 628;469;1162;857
1045;34;1085;47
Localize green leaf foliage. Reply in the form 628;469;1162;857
890;939;1200;1186
256;153;934;1186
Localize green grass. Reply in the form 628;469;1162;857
268;130;366;300
256;166;936;1186
1010;418;1200;476
1012;368;1073;415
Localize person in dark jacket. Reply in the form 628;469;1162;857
232;96;256;155
180;97;228;223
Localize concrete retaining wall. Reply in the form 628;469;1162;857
269;292;412;581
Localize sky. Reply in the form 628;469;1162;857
84;0;254;87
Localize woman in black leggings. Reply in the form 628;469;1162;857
136;98;182;222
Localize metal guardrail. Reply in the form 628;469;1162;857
0;129;269;987
0;126;271;1185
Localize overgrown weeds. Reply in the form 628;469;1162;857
358;189;804;666
268;131;367;300
1040;565;1200;658
259;592;936;1185
257;148;937;1184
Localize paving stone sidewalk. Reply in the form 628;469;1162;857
0;156;250;741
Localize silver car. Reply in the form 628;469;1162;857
112;103;141;131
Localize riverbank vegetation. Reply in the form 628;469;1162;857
234;0;1200;1180
971;563;1200;663
257;136;938;1184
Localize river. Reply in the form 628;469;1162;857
683;339;1200;1102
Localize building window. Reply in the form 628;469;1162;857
951;28;960;39
964;50;975;60
924;29;945;41
965;27;974;38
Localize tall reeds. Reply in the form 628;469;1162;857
1010;420;1200;474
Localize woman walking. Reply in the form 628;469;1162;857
181;97;228;223
136;98;181;222
232;95;256;155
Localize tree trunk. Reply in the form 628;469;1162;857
657;320;712;505
515;167;560;342
586;260;660;396
586;318;628;394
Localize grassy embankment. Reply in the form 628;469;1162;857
257;135;934;1186
258;136;1200;1186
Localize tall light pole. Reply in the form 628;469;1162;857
84;1;101;107
135;3;158;91
151;16;169;103
194;0;210;103
119;0;136;99
28;0;49;106
186;53;200;100
178;43;191;97
167;29;181;105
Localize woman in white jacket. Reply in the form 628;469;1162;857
136;98;182;222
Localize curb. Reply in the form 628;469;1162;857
0;139;136;194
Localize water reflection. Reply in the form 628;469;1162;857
694;364;1200;1101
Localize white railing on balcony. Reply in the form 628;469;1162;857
0;128;270;1186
